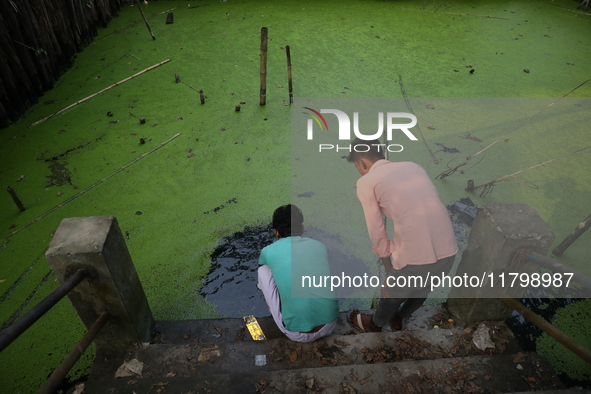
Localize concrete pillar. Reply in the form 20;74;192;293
46;216;153;353
446;204;554;322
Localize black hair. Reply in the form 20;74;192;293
346;137;386;163
272;204;303;237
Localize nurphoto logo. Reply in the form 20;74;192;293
303;107;419;153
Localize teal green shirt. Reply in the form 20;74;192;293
258;236;339;332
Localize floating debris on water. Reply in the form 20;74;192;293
461;133;482;142
435;143;460;154
203;198;238;214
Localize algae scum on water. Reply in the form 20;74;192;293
1;0;591;392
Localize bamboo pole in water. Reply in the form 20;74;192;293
286;45;293;104
260;27;268;105
552;214;591;256
136;0;156;40
6;186;26;212
29;59;171;127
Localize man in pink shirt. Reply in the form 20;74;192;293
347;138;458;332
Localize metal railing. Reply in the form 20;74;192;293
502;250;591;366
0;268;109;394
38;312;109;394
525;251;591;289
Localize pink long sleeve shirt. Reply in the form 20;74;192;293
356;160;458;270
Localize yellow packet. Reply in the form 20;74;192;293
243;315;266;340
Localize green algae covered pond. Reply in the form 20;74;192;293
1;0;590;391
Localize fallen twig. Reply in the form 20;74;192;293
401;7;509;20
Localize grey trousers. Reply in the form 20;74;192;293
372;254;456;328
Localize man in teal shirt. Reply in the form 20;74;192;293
258;204;339;342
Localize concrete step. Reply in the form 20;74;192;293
79;353;564;394
92;326;520;379
79;305;567;393
151;305;459;345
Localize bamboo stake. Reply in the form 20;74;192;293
286;45;293;104
136;0;156;40
99;7;177;41
260;27;268;105
552;214;591;256
6;186;26;212
29;59;171;127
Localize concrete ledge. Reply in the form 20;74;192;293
46;216;154;354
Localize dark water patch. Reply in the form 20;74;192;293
46;161;73;187
200;224;274;318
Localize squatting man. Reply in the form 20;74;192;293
257;204;339;342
